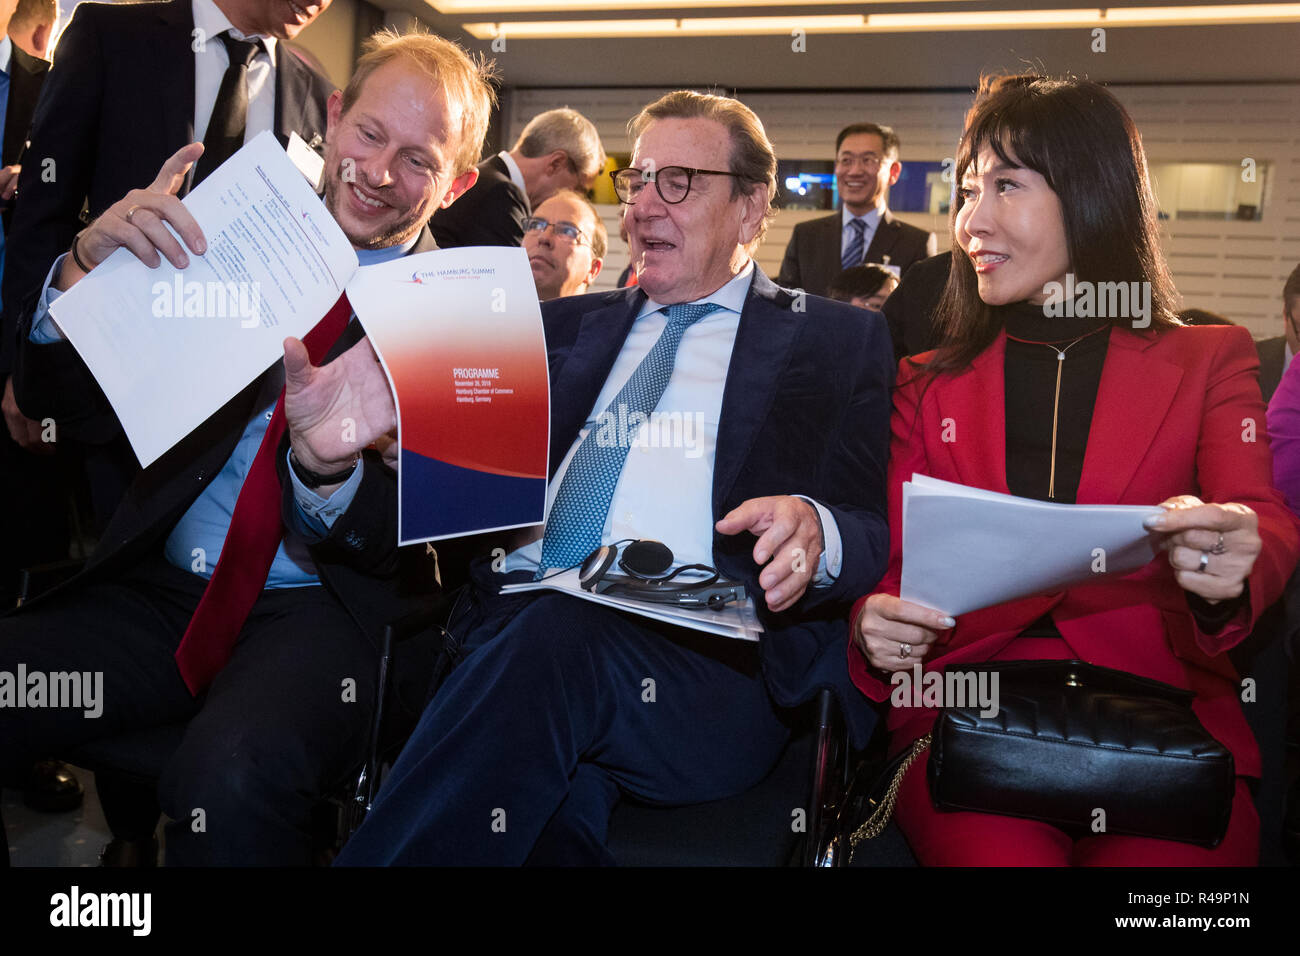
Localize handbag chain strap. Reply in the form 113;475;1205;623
849;733;931;859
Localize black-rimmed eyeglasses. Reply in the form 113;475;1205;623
522;216;591;245
610;165;750;205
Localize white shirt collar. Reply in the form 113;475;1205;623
0;36;13;75
636;259;756;320
192;0;277;61
842;204;883;231
497;150;527;197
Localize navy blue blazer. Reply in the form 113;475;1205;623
539;268;894;745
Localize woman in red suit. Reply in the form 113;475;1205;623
851;74;1300;866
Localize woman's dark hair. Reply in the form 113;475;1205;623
917;74;1180;379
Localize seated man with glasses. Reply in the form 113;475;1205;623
523;190;607;300
326;90;893;865
777;122;937;297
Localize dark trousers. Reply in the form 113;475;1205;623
0;554;377;865
334;584;792;866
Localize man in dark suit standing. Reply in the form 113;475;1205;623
1;0;336;527
778;122;937;297
0;29;494;865
333;91;893;865
1257;263;1300;402
431;106;604;249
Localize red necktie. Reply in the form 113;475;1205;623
174;292;354;694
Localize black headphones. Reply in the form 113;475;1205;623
578;540;747;610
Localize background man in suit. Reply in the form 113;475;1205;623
7;0;56;59
330;90;893;865
523;188;606;300
431;106;605;249
0;28;494;865
1257;263;1300;402
778;122;937;296
1;0;335;528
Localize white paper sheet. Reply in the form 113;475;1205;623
49;131;358;467
500;569;764;641
899;474;1163;616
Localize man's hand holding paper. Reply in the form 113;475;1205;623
57;142;207;288
283;333;395;492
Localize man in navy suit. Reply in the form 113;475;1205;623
317;90;894;865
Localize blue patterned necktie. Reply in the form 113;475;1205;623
537;302;723;575
842;217;866;271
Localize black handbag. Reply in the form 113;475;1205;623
852;659;1236;854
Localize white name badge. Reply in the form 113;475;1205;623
286;131;325;190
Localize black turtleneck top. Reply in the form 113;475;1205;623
998;301;1242;634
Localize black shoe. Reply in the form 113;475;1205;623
98;838;159;867
22;759;84;813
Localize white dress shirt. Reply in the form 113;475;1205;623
192;0;276;148
505;261;843;584
497;150;528;200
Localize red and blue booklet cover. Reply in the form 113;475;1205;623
348;247;549;544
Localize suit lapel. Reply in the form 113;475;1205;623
157;0;197;194
546;293;642;477
1077;328;1181;504
273;45;320;149
409;224;438;256
864;212;901;265
713;270;801;514
815;213;841;288
935;332;1009;493
3;48;46;164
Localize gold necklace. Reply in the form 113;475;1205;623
1006;327;1109;499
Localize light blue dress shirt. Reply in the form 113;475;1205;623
505;262;843;585
29;237;417;586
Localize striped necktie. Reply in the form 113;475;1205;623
536;302;723;574
842;217;867;271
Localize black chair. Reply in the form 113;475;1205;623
605;687;851;866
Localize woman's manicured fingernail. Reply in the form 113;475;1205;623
940;616;956;628
1143;514;1164;529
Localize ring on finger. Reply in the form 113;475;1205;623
125;204;141;223
1210;532;1227;555
898;642;912;660
1198;551;1210;573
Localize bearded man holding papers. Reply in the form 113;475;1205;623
0;30;494;866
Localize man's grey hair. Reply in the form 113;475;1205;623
513;108;606;180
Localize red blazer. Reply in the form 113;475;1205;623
849;324;1300;777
